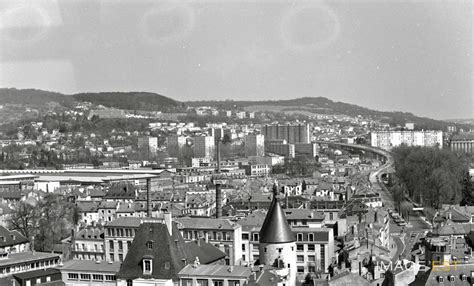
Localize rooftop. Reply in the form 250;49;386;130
178;264;251;278
58;260;121;273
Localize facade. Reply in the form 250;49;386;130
0;226;29;254
243;164;270;177
138;136;158;156
248;155;285;166
450;133;474;153
244;134;265;157
104;216;165;263
263;124;310;144
193;136;215;160
176;217;243;265
265;142;295;158
168;135;188;157
370;130;443;150
294;143;318;157
12;268;62;286
71;227;105;261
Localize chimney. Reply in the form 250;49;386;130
164;212;172;236
146;178;152;217
215;138;222;219
205;232;209;243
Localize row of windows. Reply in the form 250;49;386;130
74;243;104;252
181;278;241;286
108;240;132;251
0;259;59;275
74;253;105;261
67;273;116;281
183;230;233;241
106;227;135;237
243;243;325;252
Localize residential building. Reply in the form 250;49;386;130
12;268;62;286
370;130;443;150
244;134;265;157
0;251;60;279
116;221;225;286
176;217;243;265
168;135;187;157
263;123;310;144
294;143;318;157
178;264;251;286
193;136;215;160
243;164;270;177
265;142;295;158
138;136;158;156
71;227;105;261
0;226;29;254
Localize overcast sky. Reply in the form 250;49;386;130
0;0;472;119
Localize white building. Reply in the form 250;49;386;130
370;130;443;150
193;136;215;160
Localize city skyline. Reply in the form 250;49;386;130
0;0;472;120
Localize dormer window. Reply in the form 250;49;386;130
438;276;444;283
449;276;454;282
462;275;467;281
146;241;153;250
143;258;152;275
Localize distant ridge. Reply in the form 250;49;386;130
0;88;182;112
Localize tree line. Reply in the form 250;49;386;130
391;145;471;210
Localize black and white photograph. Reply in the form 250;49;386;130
0;0;472;285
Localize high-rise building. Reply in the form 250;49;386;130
263;123;310;144
370;131;443;150
193;136;215;159
167;135;187;157
265;141;295;158
209;127;224;140
244;134;265;157
138;136;158;157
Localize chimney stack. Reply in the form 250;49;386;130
146;178;152;217
215;138;222;218
164;212;172;236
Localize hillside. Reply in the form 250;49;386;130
0;88;182;112
73;92;182;112
187;97;466;130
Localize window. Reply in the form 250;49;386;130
297;233;303;241
182;279;193;286
105;275;116;281
127;241;132;249
213;280;224;286
297;266;305;273
228;281;240;286
462;275;467;281
297;244;304;251
242;233;249;240
242;244;246;251
93;274;104;281
119;241;123;250
109;241;114;250
68;273;79;280
127;279;133;286
438;276;444;282
197;279;209;286
308;233;314;241
110;254;114;262
80;274;91;280
329;212;334;220
308;244;315;251
308;266;315;273
143;259;152;274
449;276;454;282
119;254;123;262
308;255;315;262
297;255;304;262
252;233;259;241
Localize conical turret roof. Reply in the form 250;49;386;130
259;195;295;243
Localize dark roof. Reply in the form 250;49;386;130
259;197;295;243
13;268;61;280
0;226;28;247
118;222;225;280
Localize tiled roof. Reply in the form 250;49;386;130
118;222;225;280
178;264;251;278
77;201;99;213
75;227;104;240
0;251;59;267
59;260;121;272
176;217;238;230
0;226;28;247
